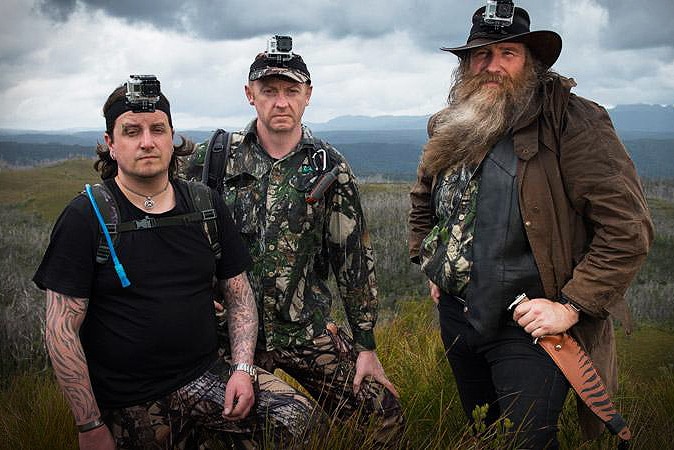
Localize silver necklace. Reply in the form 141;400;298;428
117;178;170;209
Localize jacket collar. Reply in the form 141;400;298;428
512;74;576;161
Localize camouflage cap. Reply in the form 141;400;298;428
249;52;311;84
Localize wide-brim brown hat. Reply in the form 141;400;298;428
441;6;562;69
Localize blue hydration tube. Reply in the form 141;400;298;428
84;184;131;288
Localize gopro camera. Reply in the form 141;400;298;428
125;75;161;112
266;35;293;61
483;0;515;28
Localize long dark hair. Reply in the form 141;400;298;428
94;85;195;180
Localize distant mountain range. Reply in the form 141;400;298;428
1;104;672;179
312;104;674;136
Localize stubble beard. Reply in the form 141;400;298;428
421;61;539;176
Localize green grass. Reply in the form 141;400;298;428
0;373;77;450
2;302;673;449
1;161;673;449
0;158;99;222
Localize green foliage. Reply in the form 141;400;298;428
3;303;672;449
0;206;51;381
0;158;99;222
1;162;673;448
468;404;517;449
0;373;77;450
359;183;428;309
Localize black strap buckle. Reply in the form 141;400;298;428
201;209;217;221
105;223;118;234
134;217;157;229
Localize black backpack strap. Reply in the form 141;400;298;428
92;181;221;263
186;180;221;260
202;129;230;193
89;183;120;264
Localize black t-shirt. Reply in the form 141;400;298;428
33;178;252;408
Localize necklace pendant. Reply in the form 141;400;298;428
144;197;155;209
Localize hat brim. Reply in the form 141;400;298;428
249;67;311;84
441;30;562;69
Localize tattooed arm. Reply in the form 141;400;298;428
45;289;115;450
220;272;257;365
218;272;258;420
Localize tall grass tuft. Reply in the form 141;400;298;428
0;373;77;450
0;206;51;382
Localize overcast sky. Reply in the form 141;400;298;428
1;0;673;131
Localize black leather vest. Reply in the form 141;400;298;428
463;136;545;337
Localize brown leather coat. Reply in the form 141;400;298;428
408;75;654;439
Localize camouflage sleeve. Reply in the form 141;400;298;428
179;139;209;181
325;158;378;352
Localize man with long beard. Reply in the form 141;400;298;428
408;6;653;449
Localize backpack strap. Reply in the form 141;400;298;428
186;180;221;260
88;183;120;264
91;180;221;263
202;129;230;193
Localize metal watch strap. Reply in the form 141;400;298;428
230;362;257;381
78;418;105;433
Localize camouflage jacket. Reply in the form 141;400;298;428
419;164;480;297
183;120;378;352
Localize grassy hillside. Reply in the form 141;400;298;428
1;160;673;449
0;158;99;221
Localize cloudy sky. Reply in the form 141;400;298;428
1;0;673;131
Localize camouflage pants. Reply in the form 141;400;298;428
255;326;404;446
101;358;319;449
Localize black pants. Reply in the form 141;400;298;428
438;292;569;450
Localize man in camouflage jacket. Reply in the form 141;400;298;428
183;41;403;444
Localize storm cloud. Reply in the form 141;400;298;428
2;0;672;131
37;0;674;51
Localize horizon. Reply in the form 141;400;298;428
1;103;673;134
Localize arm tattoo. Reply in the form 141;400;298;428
220;273;258;364
45;290;101;425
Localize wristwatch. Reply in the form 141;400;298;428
559;293;582;313
229;362;258;383
77;418;105;433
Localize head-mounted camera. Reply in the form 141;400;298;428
266;35;294;62
125;75;161;113
482;0;515;28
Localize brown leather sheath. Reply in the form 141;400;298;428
509;293;631;441
538;333;631;441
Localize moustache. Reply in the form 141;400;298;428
458;72;516;97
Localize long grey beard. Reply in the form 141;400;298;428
422;70;537;176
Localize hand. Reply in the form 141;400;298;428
223;370;255;421
512;297;580;339
353;350;399;398
78;424;115;450
429;280;441;305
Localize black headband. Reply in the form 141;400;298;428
104;94;173;134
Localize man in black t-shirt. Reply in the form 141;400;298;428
33;77;319;450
